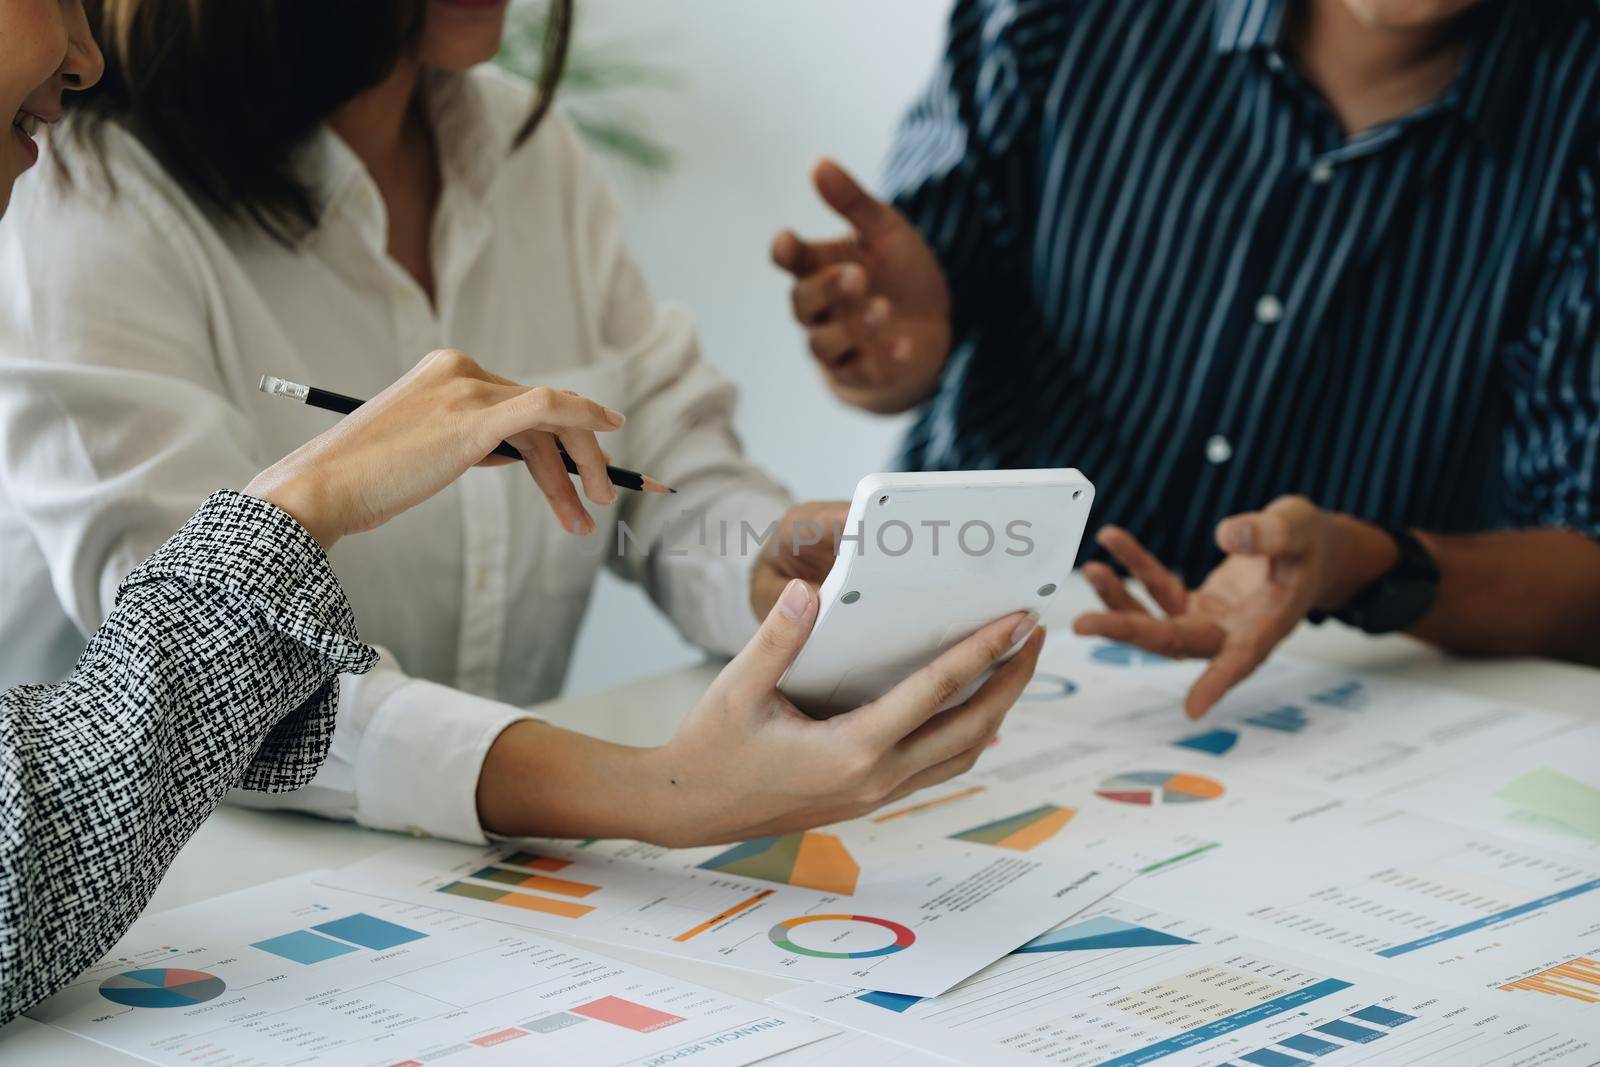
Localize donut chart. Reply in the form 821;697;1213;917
1020;673;1078;702
768;914;916;959
99;968;226;1009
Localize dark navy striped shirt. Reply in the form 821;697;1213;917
887;0;1600;581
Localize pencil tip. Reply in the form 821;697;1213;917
639;475;676;495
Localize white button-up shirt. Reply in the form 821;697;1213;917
0;68;789;842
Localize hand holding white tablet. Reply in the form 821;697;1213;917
779;469;1093;718
642;582;1044;846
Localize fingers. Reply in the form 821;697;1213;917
792;263;869;326
812;158;895;240
1072;610;1225;661
497;385;624;437
1185;639;1269;720
556;430;615;506
807;305;896;370
723;579;820;699
513;430;594;536
807;321;857;366
772;229;862;279
1081;561;1150;615
1096;526;1188;615
1216;495;1318;557
853;612;1036;749
892;628;1043;775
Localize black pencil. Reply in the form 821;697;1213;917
258;375;673;494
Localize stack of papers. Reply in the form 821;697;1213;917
28;636;1600;1066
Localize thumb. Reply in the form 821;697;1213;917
726;579;819;696
813;158;894;239
1216;497;1318;557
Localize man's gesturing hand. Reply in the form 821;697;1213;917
1072;498;1399;720
772;159;952;414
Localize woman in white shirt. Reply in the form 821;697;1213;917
0;0;1045;844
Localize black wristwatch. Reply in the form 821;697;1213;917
1310;527;1440;635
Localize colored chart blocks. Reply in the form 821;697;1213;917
698;831;860;895
951;804;1075;851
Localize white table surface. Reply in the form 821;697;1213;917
3;576;1597;1064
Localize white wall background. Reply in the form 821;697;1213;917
558;0;954;696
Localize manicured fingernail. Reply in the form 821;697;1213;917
1010;611;1040;645
864;300;889;327
567;514;593;536
603;407;625;427
778;578;811;620
841;266;866;294
892;338;913;362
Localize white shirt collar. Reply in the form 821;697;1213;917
293;69;505;251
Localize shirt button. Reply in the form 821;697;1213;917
1206;434;1234;465
1255;294;1284;325
1309;161;1335;184
1265;53;1285;73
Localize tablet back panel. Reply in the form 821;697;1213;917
779;469;1094;719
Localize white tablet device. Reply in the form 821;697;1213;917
778;468;1095;720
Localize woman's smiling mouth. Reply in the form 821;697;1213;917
11;112;44;168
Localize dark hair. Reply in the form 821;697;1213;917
65;0;573;242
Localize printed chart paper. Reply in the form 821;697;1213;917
1383;723;1600;858
327;837;1122;998
27;873;829;1067
832;729;1343;878
1122;809;1600;1021
1024;638;1576;799
772;898;1598;1067
759;1030;952;1065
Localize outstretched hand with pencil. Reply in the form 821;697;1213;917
248;349;658;547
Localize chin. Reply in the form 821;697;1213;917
421;0;511;71
1340;0;1487;29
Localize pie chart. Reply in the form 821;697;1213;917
1095;771;1225;806
99;968;226;1008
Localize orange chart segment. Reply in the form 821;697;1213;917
697;832;860;896
470;865;600;898
952;805;1075;851
501;852;573;874
437;880;596;919
871;786;988;823
1501;956;1600;1004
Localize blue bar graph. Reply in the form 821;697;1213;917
1313;1020;1386;1044
1377;878;1600;957
857;990;922;1013
1094;979;1353;1067
1174;729;1239;755
311;913;427;951
1279;1034;1341;1056
251;930;359;965
1243;705;1308;733
1309;682;1366;709
1241;1050;1312;1067
1350;1005;1416;1027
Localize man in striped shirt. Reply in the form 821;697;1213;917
775;0;1600;717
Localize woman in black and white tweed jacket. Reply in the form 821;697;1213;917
1;0;1044;1028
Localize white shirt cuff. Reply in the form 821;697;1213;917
353;675;537;844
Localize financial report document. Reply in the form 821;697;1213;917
27;874;829;1067
327;835;1123;998
29;635;1598;1067
772;898;1597;1067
